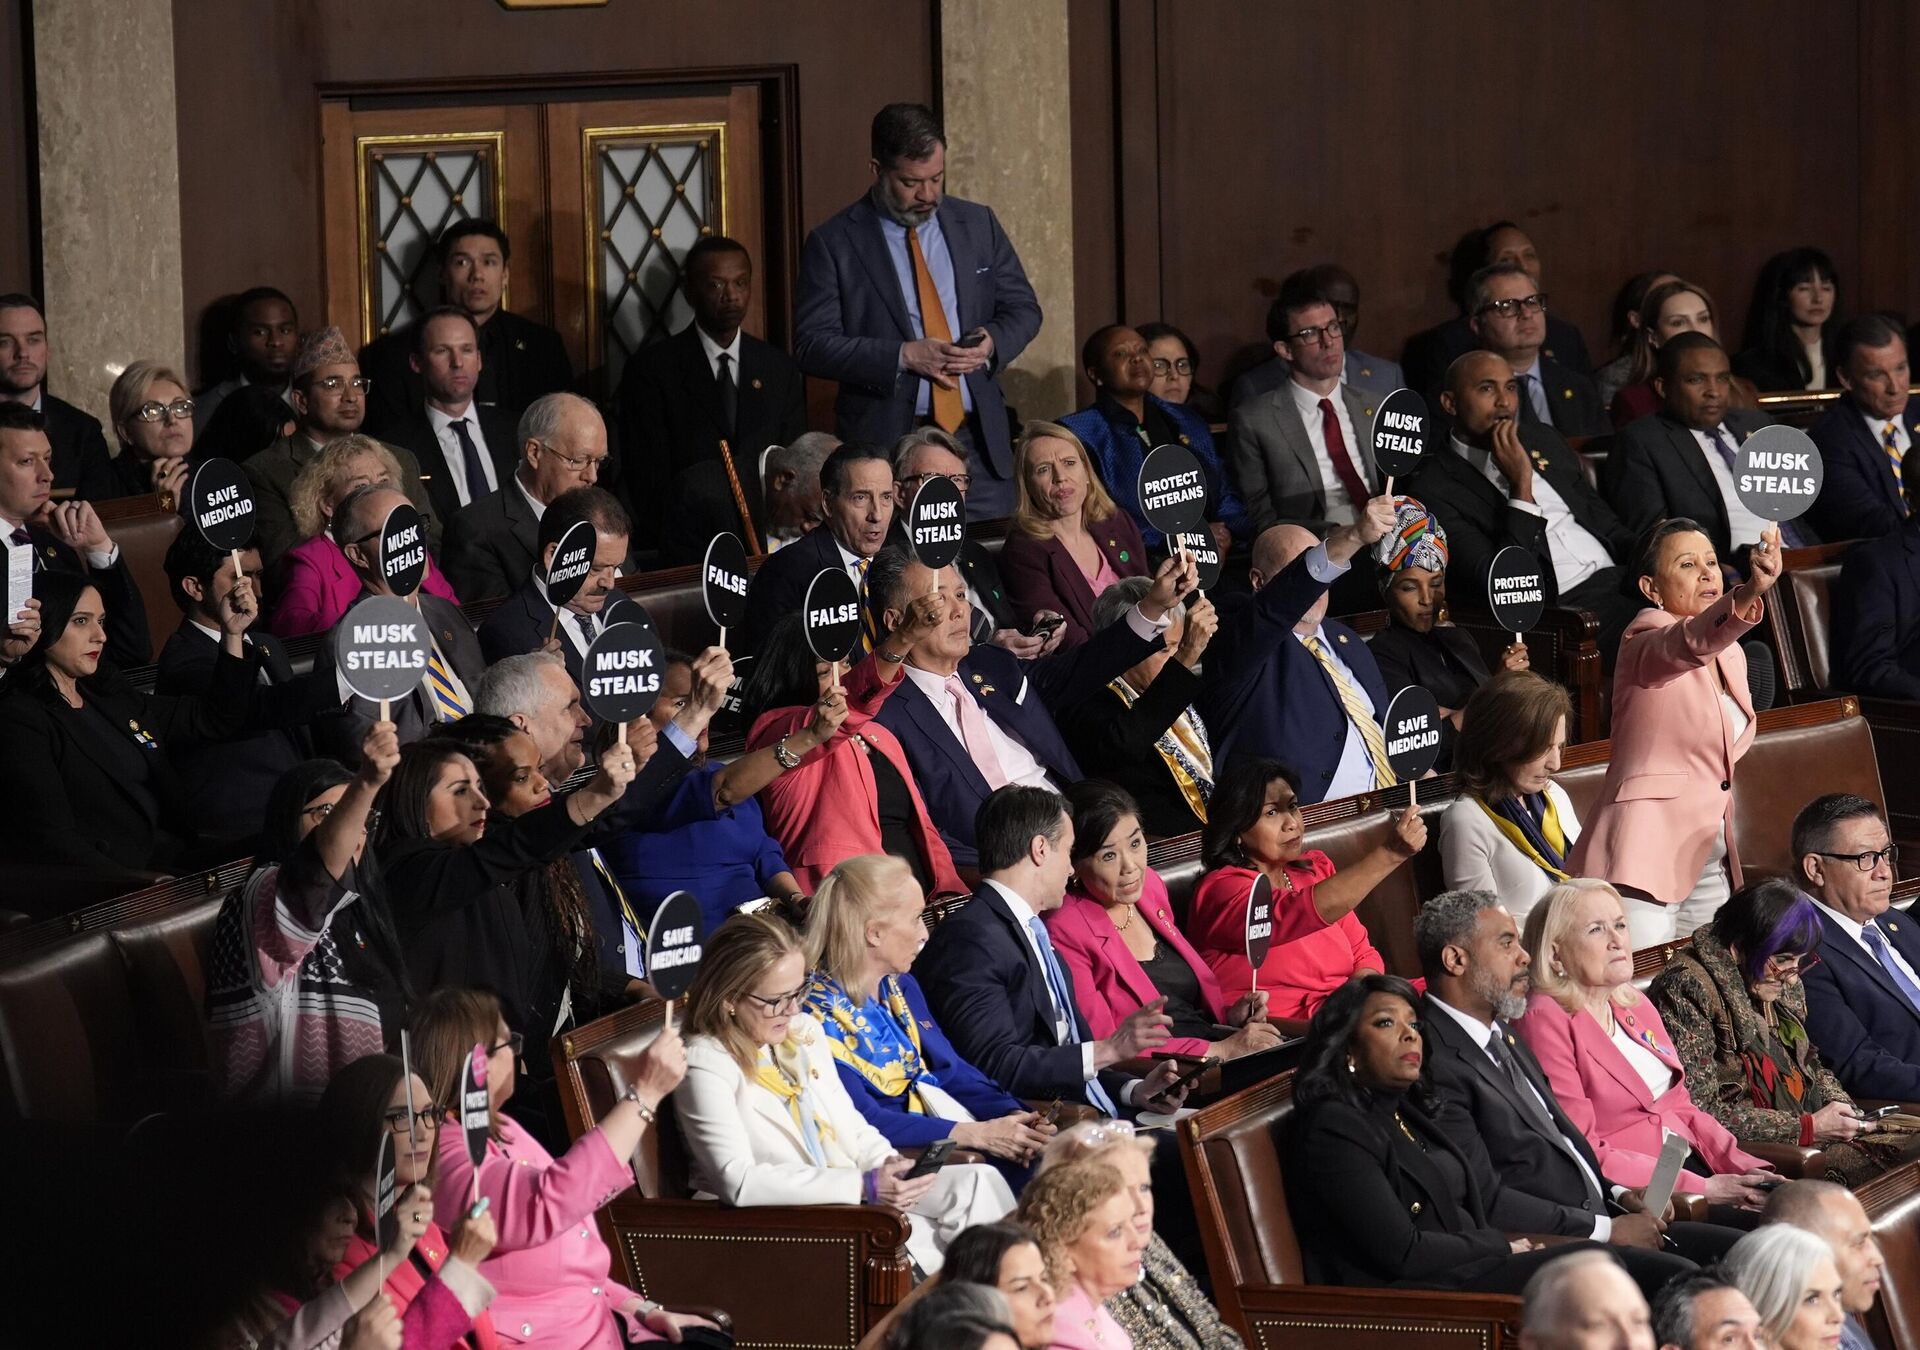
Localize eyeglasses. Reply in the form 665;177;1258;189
1150;358;1194;377
534;440;610;473
301;802;382;832
898;470;972;495
742;984;808;1015
383;1106;442;1135
311;375;373;394
1816;845;1899;873
133;399;195;423
489;1031;524;1058
1477;293;1550;319
1762;952;1820;977
1286;318;1343;348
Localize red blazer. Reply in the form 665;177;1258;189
1044;873;1229;1057
749;651;965;897
1513;988;1768;1194
997;511;1148;647
1186;857;1381;1018
333;1221;499;1350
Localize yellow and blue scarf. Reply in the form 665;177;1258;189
804;971;940;1113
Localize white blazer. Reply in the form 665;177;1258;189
1437;781;1583;925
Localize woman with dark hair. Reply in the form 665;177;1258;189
745;600;962;897
1283;973;1609;1291
1594;270;1677;412
1045;780;1281;1058
1184;758;1420;1022
1735;248;1841;392
207;723;414;1103
885;1285;1021;1350
1136;322;1218;421
1649;879;1918;1185
0;568;256;874
857;1223;1057;1350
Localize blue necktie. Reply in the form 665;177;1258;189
449;417;491;503
1027;915;1119;1115
1710;426;1807;548
1861;924;1920;1016
1524;372;1553;425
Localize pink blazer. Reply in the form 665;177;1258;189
432;1117;654;1350
1045;874;1229;1058
270;532;460;638
1512;989;1767;1194
748;651;965;897
1049;1284;1133;1350
333;1223;499;1350
997;512;1149;647
1568;592;1760;905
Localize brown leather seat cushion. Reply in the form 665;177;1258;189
0;932;140;1121
1858;1160;1920;1350
1773;560;1842;695
111;895;223;1107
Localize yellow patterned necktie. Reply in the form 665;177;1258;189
856;556;876;653
1886;422;1909;517
1301;634;1394;788
426;646;469;721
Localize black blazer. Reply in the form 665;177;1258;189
1833;524;1920;700
44;393;117;502
15;524;154;670
1603;409;1787;559
1805;397;1920;545
1364;624;1491;773
1402;314;1595;403
440;477;542;605
380;403;522;538
740;525;853;653
660;457;769;566
478;575;587;685
361;308;574;437
1055;659;1206;838
1517;355;1610;440
309;592;485;765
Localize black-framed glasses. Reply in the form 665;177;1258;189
383;1106;441;1134
898;470;972;495
1478;293;1549;319
1286;318;1343;348
1150;358;1194;377
489;1031;524;1058
133;399;194;423
1816;845;1899;873
312;375;373;394
743;984;807;1015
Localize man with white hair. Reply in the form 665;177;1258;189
1518;1250;1654;1350
1762;1179;1887;1350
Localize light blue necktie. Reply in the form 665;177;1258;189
1861;923;1920;1016
1027;915;1119;1115
1525;372;1553;425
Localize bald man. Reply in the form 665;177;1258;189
1199;493;1399;803
1405;350;1640;663
1762;1181;1887;1350
1518;1250;1655;1350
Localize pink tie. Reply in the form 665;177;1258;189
947;674;1009;789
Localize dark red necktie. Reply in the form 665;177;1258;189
1319;397;1371;510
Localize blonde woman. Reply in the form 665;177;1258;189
1017;1160;1147;1350
678;912;1016;1274
272;433;460;636
1513;878;1776;1218
1723;1225;1848;1350
998;421;1148;647
104;360;197;503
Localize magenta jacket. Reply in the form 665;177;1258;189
1046;874;1229;1057
270;533;460;638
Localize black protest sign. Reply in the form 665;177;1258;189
545;519;597;608
185;457;256;551
1173;529;1223;590
1245;872;1275;970
643;889;706;999
1383;685;1443;781
906;475;966;570
581;613;666;723
377;502;428;597
1136;444;1209;536
702;532;750;629
333;595;432;703
1734;425;1824;523
1486;545;1547;634
374;1131;399;1250
462;1042;491;1169
803;567;864;664
1370;388;1431;479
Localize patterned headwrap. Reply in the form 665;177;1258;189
292;326;355;381
1373;494;1449;575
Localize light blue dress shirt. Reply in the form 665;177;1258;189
879;213;974;416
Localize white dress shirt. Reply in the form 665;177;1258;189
1296;621;1378;800
1812;898;1920;991
1691;425;1769;548
1610;1021;1678;1099
833;537;870;590
1287;379;1368;524
1451;436;1613;593
696;325;744;382
427;403;499;507
982;878;1096;1081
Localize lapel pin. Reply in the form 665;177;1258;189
1364;406;1376;418
1179;435;1191;446
1337;633;1349;644
1561;388;1572;400
515;339;527;351
971;673;983;683
752;378;763;390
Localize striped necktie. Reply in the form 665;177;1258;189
1301;634;1394;788
426;646;468;721
588;846;646;980
1886;422;1909;515
856;556;875;653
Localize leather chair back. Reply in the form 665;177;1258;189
1859;1160;1920;1350
93;493;186;664
551;995;687;1199
1770;558;1845;696
0;932;140;1121
112;894;224;1108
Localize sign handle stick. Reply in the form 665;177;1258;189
663;999;674;1032
379;698;389;722
1408;775;1418;809
718;624;727;651
1384;476;1395;499
550;608;563;642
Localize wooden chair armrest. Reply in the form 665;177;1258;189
1233;1283;1521;1345
1745;1140;1826;1177
1672;1193;1709;1223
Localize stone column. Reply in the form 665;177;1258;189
31;0;185;425
940;0;1074;422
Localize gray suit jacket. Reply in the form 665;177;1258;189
1228;380;1380;531
441;477;541;604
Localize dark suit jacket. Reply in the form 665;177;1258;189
361;308;574;437
660;458;769;566
1201;553;1388;804
379;403;522;539
1517;355;1610;440
1806;398;1920;545
740;524;852;653
309;591;485;764
996;514;1149;647
1401;314;1594;401
15;525;153;670
1803;909;1920;1102
794;194;1042;477
1055;659;1207;839
912;885;1134;1106
43;393;117;502
1364;623;1489;772
1603;409;1782;558
477;574;589;687
1833;524;1920;699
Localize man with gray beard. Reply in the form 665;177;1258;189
1417;888;1743;1268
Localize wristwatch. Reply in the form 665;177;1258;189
772;736;802;771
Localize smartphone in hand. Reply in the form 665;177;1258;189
904;1138;957;1179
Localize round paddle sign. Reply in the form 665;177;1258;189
1370;388;1431;479
1383;685;1443;782
461;1043;491;1168
643;889;706;999
377;501;428;598
1734;424;1824;523
803;567;864;664
545;519;597;608
581;611;666;722
333;594;432;703
702;532;750;629
1173;529;1223;590
184;457;256;551
907;474;967;570
1486;545;1547;634
1136;443;1209;537
1245;872;1275;970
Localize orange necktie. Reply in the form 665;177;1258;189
907;227;965;433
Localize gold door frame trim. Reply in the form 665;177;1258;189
354;130;509;347
580;120;729;375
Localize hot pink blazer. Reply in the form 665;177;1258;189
1045;874;1229;1058
333;1222;499;1350
270;532;460;638
1568;592;1760;905
748;651;965;897
1513;989;1767;1194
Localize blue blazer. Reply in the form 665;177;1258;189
914;887;1133;1106
793;194;1042;477
1806;398;1920;545
1200;553;1389;804
1802;909;1920;1101
1832;525;1920;700
874;614;1158;866
1059;396;1251;547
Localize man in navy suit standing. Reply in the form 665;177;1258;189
1201;493;1396;804
1807;314;1918;546
794;103;1042;521
1797;793;1920;1102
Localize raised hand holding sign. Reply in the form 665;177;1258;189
581;603;666;736
1369;388;1431;494
1383;684;1443;806
185;457;257;582
907;474;966;596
